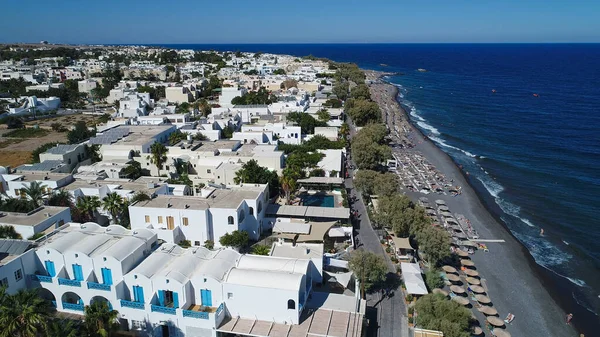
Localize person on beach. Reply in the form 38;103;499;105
566;313;573;325
540;228;544;236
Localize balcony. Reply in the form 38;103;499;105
58;278;81;287
62;302;84;311
151;304;177;315
87;282;111;291
120;300;144;310
31;275;53;283
183;310;209;319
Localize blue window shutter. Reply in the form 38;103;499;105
45;261;56;277
78;298;83;305
200;290;206;306
132;286;138;302
72;264;83;281
138;287;144;303
158;290;165;306
101;268;113;285
173;292;179;308
133;286;144;303
205;290;212;307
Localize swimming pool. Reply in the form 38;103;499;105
301;194;335;207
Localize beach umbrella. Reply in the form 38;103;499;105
433;288;448;297
452;296;470;306
472;327;483;335
492;329;511;337
475;294;491;304
442;265;457;273
446;273;461;282
450;285;465;294
455;249;469;257
435;199;446;205
469;285;486;293
447;218;459;224
478;306;498;316
461;259;475;267
438;205;450;211
419;197;429;202
464;269;479;277
441;211;453;217
486;316;505;327
466;277;481;285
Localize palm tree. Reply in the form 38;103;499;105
0;225;22;239
0;288;52;337
130;191;151;204
121;161;143;179
47;189;73;207
76;196;101;222
102;192;124;225
83;301;119;337
22;181;45;208
46;319;80;337
149;141;168;176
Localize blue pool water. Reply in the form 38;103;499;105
302;194;335;208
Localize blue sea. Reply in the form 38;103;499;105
156;43;600;332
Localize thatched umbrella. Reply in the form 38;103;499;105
442;265;457;273
486;316;505;327
435;199;446;205
492;329;511;337
438;205;450;211
446;273;461;282
464;269;479;277
452;296;470;306
450;285;465;294
469;285;486;293
472;327;483;336
475;294;492;304
460;259;475;267
433;288;448;297
455;249;469;257
466;277;481;285
478;306;498;316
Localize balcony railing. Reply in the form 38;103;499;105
87;282;111;291
151;304;177;315
58;278;81;287
183;310;209;319
31;275;53;283
62;302;84;311
120;300;144;310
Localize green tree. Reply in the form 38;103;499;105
85;144;102;163
272;68;286;75
67;121;95;144
76;196;101;222
234;160;280;197
346;99;381;126
0;225;22;239
414;294;472;337
354;170;398;197
168;130;188;145
317;109;330;122
323;98;342;108
332;82;349;101
340;123;350;140
83;301;119;337
416;227;451;267
122;161;143;180
149;142;168;176
204;240;215;250
351;124;390;170
102;192;124;225
219;230;250;249
350;83;371;100
286;111;327;134
46;319;80;337
424;269;445;291
21;181;46;208
251;245;271;255
0;288;52;337
47;189;73;207
348;250;387;299
130;191;151;204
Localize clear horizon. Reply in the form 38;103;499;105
1;0;599;44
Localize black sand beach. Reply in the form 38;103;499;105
365;70;579;337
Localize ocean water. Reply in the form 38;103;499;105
157;43;600;332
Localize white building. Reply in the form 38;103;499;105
219;87;247;107
128;184;269;246
78;79;98;93
0;206;71;240
0;239;34;295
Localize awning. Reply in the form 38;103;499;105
400;263;428;295
267;204;350;219
298;177;344;185
297;221;338;242
390;235;414;250
272;222;311;234
324;271;353;288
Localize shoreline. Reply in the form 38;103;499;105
364;70;580;336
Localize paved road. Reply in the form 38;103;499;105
345;122;409;337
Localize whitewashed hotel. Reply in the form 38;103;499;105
21;223;363;337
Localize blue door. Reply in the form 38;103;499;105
157;290;165;306
200;289;212;307
44;261;56;277
173;292;179;308
72;264;83;281
101;268;113;285
133;286;144;303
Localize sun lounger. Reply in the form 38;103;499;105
504;313;515;324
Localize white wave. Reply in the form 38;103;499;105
475;175;504;198
429;136;477;158
562;240;570;245
417;121;441;135
480;156;487;159
496;198;537;228
572;292;599;316
513;232;572;267
409;106;426;122
567;277;587;287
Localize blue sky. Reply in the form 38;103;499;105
0;0;598;43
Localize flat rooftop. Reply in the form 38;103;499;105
270;242;323;260
5;172;71;182
0;206;69;227
108;125;173;146
133;185;265;210
63;179;165;195
0;239;32;266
